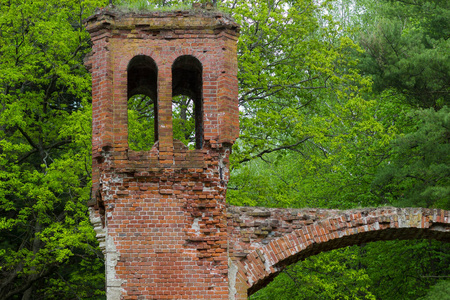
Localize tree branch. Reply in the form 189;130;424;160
238;136;312;164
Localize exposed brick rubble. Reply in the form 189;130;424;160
227;207;340;258
227;206;450;298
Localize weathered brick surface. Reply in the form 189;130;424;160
85;6;239;300
227;206;450;298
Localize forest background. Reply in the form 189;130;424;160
0;0;448;299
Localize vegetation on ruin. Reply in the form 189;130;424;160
113;1;191;12
0;0;449;299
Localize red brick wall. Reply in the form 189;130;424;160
85;8;239;300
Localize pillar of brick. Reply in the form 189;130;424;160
84;6;239;300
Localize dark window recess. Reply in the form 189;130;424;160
172;55;203;149
127;55;158;151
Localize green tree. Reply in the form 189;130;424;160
226;0;393;209
251;240;450;300
0;0;106;299
251;247;375;300
361;240;450;299
357;0;449;109
128;94;156;151
232;0;450;298
352;0;450;209
419;280;450;300
372;106;450;209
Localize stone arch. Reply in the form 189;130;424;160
227;207;450;299
171;55;203;149
127;55;159;146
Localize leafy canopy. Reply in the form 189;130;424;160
0;0;107;299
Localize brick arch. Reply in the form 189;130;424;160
171;55;203;149
227;207;450;299
127;54;158;101
166;50;207;69
117;49;163;74
109;49;164;149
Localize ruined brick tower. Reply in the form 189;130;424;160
84;6;239;300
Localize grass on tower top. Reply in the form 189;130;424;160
113;1;217;13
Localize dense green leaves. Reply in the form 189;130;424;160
251;240;450;300
0;0;106;299
229;0;450;298
251;247;375;300
128;94;156;151
227;0;393;210
373;107;450;208
362;240;450;299
419;280;450;300
357;0;449;109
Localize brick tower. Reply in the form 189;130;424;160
84;5;239;300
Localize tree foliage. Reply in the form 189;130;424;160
0;0;106;299
373;106;450;209
229;0;450;298
251;240;450;300
128;94;155;151
225;0;394;210
251;247;375;300
357;0;449;109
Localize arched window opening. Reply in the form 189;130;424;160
127;55;158;151
172;55;203;149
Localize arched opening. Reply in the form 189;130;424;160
227;207;450;299
127;55;158;151
249;240;450;300
245;226;450;297
172;55;203;149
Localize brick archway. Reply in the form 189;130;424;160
227;207;450;299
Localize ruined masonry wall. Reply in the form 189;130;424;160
85;8;239;300
94;144;231;299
